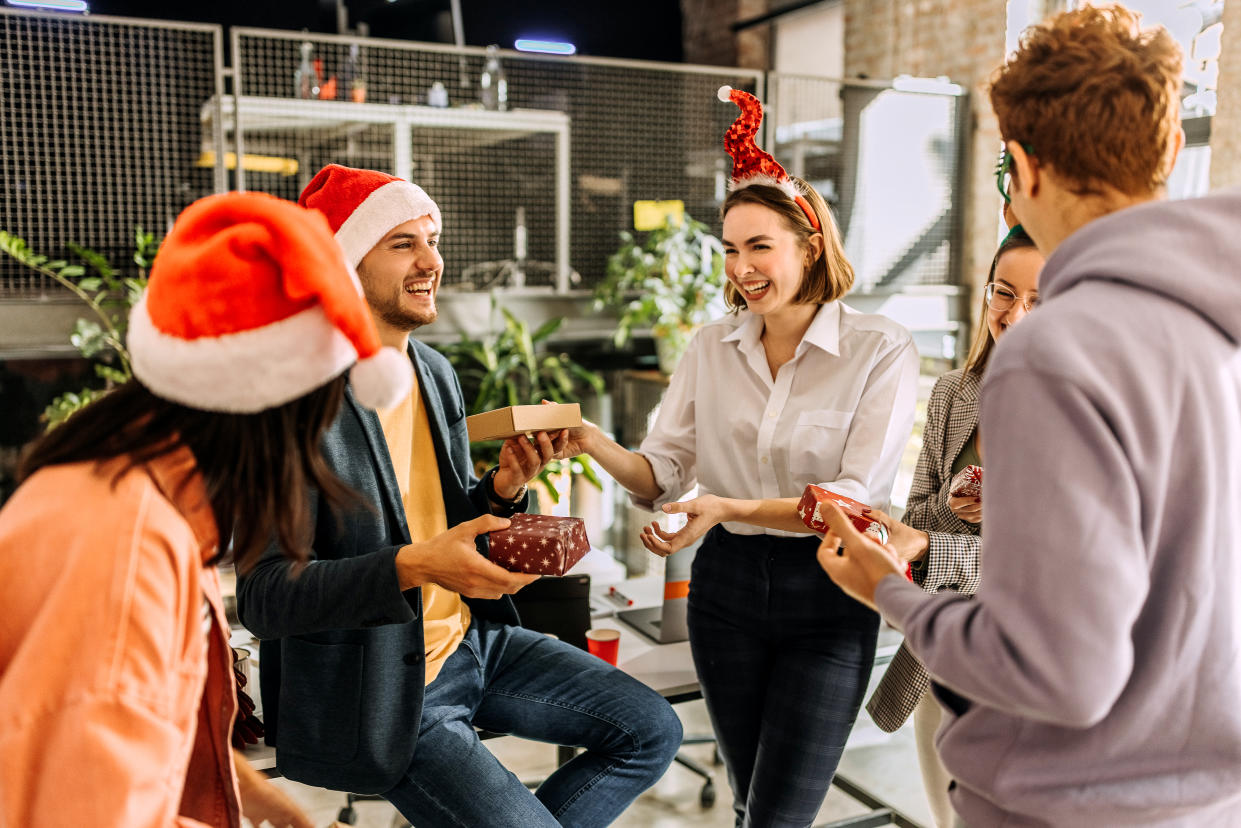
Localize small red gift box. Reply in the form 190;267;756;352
797;484;889;544
949;465;983;499
489;513;590;575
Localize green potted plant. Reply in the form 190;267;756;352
0;227;158;428
437;305;605;507
594;213;726;374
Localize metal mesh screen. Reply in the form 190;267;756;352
768;74;967;291
229;31;761;291
0;10;223;298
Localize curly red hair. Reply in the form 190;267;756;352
990;4;1183;197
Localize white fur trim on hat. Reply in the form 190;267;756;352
129;296;356;413
728;173;803;201
335;180;442;266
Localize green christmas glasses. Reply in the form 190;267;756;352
995;143;1036;204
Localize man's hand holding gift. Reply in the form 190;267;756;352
397;515;539;599
493;428;568;501
815;501;906;612
862;507;930;564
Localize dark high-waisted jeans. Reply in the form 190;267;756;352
688;525;879;828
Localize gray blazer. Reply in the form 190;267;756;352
236;339;526;793
866;367;982;732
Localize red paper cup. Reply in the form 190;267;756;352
585;628;620;666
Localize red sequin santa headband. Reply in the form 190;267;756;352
717;86;821;232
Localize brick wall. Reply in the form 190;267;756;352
682;0;771;69
844;0;1008;343
1210;0;1241;189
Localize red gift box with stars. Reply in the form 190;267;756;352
488;513;590;576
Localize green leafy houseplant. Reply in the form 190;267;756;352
0;228;158;428
438;306;605;505
594;214;726;373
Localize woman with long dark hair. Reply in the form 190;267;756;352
0;192;412;827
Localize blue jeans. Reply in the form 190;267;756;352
383;617;682;827
688;527;879;828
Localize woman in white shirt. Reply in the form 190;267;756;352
556;169;918;824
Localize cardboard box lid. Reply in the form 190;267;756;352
466;403;582;442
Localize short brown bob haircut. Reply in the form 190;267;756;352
720;178;854;312
990;4;1183;197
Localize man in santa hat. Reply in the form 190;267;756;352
237;165;681;827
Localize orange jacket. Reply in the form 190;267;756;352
0;446;241;827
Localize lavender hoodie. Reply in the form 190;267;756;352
877;189;1241;827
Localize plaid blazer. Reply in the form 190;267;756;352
866;368;983;732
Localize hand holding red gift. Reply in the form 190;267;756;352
814;501;906;612
489;513;591;576
947;465;983;524
797;484;890;544
396;515;539;599
949;464;983;499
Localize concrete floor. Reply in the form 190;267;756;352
251;651;935;828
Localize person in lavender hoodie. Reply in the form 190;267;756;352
814;5;1241;827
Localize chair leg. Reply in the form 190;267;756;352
673;751;717;807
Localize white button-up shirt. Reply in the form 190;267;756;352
634;301;919;536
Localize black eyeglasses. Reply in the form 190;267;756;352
984;282;1039;312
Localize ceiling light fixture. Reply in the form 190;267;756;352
514;39;576;56
7;0;89;10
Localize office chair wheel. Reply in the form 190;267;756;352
700;780;716;807
336;805;357;825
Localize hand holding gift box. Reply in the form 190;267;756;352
798;485;916;581
489;513;591;575
797;484;889;544
949;464;983;499
467;404;582;442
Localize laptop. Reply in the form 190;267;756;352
617;541;697;644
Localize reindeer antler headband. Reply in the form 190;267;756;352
717;86;821;231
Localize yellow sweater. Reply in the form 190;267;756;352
377;377;471;686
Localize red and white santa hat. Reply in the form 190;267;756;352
717;86;821;231
128;191;413;413
298;164;442;265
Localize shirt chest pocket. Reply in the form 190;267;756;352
788;409;854;479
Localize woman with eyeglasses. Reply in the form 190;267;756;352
861;226;1042;826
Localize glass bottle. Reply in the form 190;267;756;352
294;41;319;100
479;44;508;111
337;43;366;103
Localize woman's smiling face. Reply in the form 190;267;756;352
722;202;813;315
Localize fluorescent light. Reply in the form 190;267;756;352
7;0;89;10
515;39;576;55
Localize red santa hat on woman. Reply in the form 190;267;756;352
298;164;442;266
127;191;413;413
717;86;821;231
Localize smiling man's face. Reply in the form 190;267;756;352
356;215;443;332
